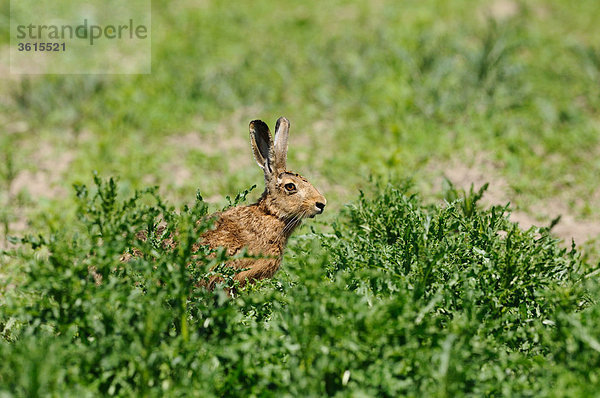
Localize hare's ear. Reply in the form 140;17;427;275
249;120;274;173
273;116;289;171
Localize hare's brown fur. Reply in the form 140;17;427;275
201;117;326;289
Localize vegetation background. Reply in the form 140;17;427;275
1;0;599;396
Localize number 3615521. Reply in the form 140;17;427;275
18;42;66;51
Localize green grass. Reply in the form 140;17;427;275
2;0;599;219
1;178;599;396
2;0;600;395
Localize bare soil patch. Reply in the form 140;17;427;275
1;140;75;248
10;141;74;199
429;152;600;245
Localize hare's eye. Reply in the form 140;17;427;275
284;183;296;192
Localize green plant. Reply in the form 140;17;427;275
2;179;599;396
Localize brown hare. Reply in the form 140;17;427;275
201;117;326;289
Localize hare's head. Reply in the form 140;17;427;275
250;117;326;220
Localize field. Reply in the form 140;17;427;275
1;0;600;396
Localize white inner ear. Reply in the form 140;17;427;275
265;157;272;174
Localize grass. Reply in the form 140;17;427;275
1;0;600;395
1;1;599;217
1;177;599;396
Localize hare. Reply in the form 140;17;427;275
201;117;326;289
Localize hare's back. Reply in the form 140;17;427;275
202;205;286;257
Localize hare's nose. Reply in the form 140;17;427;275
315;202;326;213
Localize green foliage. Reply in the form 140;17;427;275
1;179;599;396
442;178;489;218
1;176;224;396
225;184;257;209
2;0;600;395
2;0;600;218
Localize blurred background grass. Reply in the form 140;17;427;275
0;0;599;249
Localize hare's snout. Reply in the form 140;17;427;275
308;196;326;218
315;201;326;214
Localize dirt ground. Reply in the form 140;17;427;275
432;152;600;246
2;138;598;249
